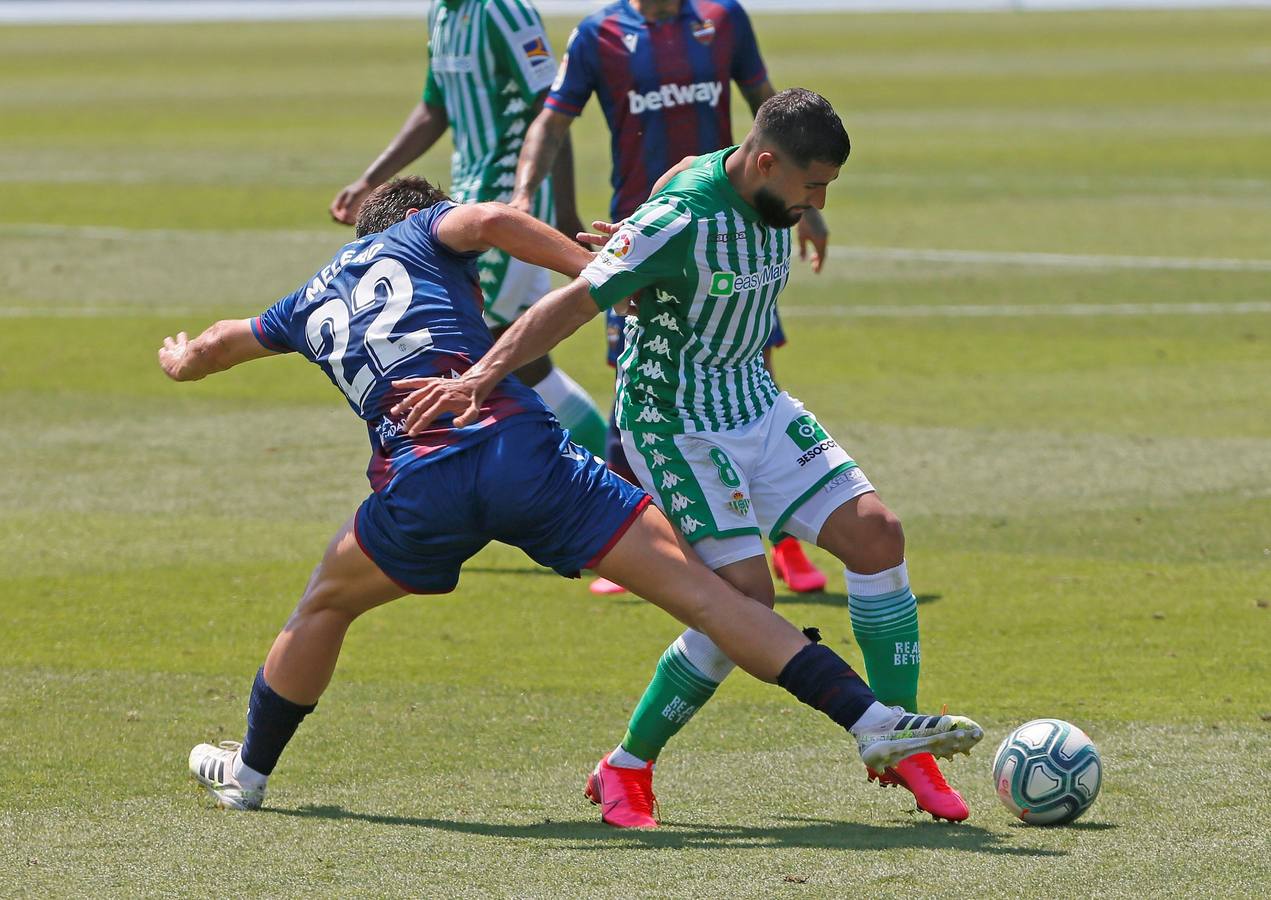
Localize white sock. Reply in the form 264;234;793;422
847;701;900;738
607;745;649;769
844;560;910;596
674;629;736;684
533;368;597;423
232;752;268;789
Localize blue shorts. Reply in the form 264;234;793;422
354;419;650;594
606;308;785;365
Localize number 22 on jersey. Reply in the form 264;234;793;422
304;258;433;413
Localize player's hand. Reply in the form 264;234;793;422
507;192;534;215
576;219;621;249
157;331;191;381
330;181;372;226
797;208;829;274
390;374;486;434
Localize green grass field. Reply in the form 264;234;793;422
2;8;1269;897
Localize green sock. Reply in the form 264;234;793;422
533;368;609;459
620;641;721;762
846;563;920;711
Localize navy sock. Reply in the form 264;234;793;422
240;667;317;776
777;643;877;733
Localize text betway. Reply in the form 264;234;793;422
628;80;723;114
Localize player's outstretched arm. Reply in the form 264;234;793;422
391;277;597;432
157;319;278;382
330;101;449;225
435;202;593;278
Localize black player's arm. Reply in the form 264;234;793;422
739;78;776;116
648;156;699;199
511;106;575;213
157;319;279;382
434;202;593;278
357;100;449;190
392;278;598;433
331;101;450;224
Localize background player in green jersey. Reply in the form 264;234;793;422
509;0;831;595
329;0;609;456
392;89;971;826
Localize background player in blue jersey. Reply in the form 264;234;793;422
509;0;829;593
159;176;983;813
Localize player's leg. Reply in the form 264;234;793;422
589;504;983;824
815;493;916;711
189;513;405;810
762;401;968;820
607;550;772;767
484;255;607;457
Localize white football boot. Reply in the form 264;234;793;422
188;740;266;810
856;711;984;772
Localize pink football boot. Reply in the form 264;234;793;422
585;757;658;828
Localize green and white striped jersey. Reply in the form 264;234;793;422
424;0;555;220
581;147;790;434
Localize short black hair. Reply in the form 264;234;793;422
355;176;451;238
753;88;850;168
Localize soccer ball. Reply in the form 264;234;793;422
992;718;1102;825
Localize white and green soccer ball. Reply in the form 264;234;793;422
992;718;1102;826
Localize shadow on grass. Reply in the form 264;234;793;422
460;566;555;577
269;805;1063;856
1007;820;1118;832
601;592;942;609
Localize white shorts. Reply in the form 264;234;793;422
621;392;875;570
480;251;551;327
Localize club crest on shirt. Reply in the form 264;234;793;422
622;32;639;54
692;19;716;45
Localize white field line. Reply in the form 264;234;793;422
828;246;1271;272
7;224;1271;273
779;300;1271;317
5;300;1270;319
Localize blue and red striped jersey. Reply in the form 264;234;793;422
252;201;552;492
546;0;767;220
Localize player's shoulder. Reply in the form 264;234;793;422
625;195;697;242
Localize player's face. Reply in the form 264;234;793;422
754;152;839;229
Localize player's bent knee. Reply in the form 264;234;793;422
820;495;906;571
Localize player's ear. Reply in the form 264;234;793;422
406;207;421;218
756;150;777;178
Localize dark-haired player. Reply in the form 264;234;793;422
164;176;983;814
393;90;971;826
330;0;609;457
510;0;830;596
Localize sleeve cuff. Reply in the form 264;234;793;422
250;317;290;353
